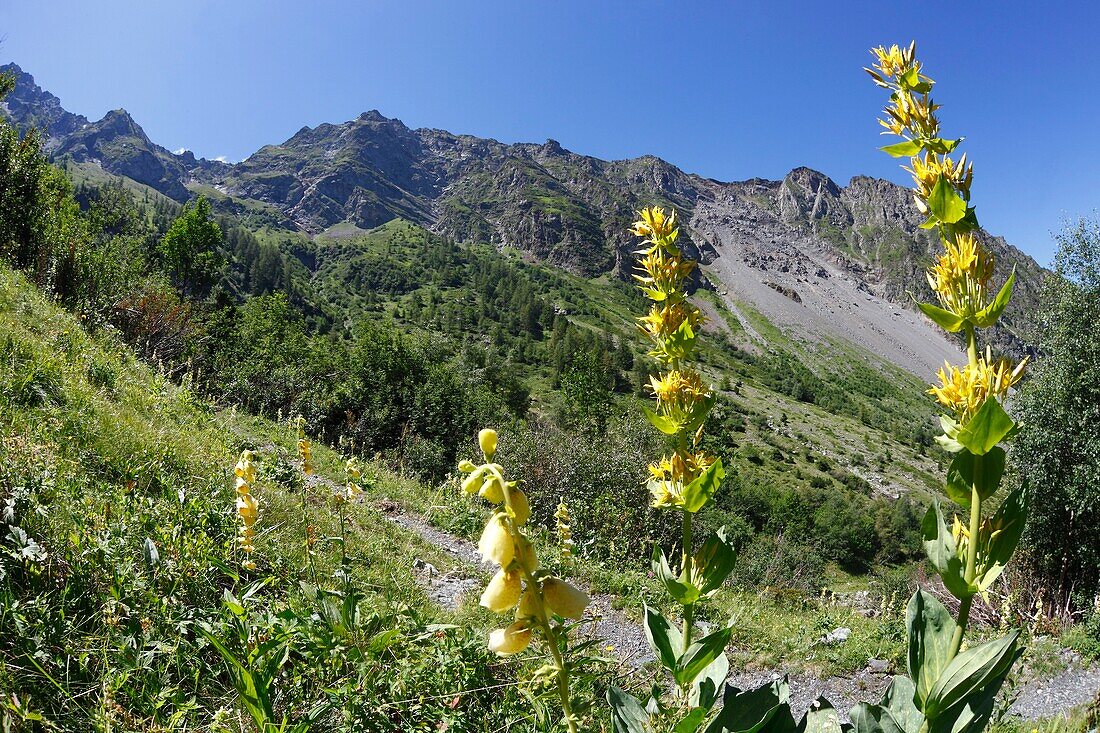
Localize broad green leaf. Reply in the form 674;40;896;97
935;415;965;453
926;658;1018;733
927;177;968;225
973;268;1016;328
705;678;791;733
923;632;1021;720
608;686;651;733
880;676;924;733
643;604;682;673
849;704;907;733
924;137;963;154
920;503;971;599
880;140;923;158
683;458;725;514
694;526;738;596
917;302;966;333
653;544;700;604
945;448;1006;507
685;392;719;434
799;698;843;733
975;487;1029;591
955;398;1017;456
689;652;729;711
676;708;710;733
906;591;957;708
677;624;733;687
643;405;681;436
665;319;698;361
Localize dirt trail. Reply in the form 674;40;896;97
375;501;1100;722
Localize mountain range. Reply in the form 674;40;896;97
1;62;1045;376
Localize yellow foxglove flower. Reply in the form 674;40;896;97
509;488;530;525
479;428;498;458
236;494;259;524
480;568;522;613
458;459;477;473
478;513;514;568
541;578;589;619
488;621;533;655
514;536;540;573
479;475;505;504
517;588;541;620
462;466;488;495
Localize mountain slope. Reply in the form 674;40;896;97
1;62;1046;375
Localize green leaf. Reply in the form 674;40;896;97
799;698;843;733
921;503;971;599
916;302;966;333
945;448;1006;507
975;486;1029;591
643;406;681;436
973;268;1015;328
880;676;924;733
955;398;1017;456
705;678;791;733
653;545;700;605
643;604;682;673
198;628;275;729
677;625;733;687
927;177;967;225
608;686;651;733
664;318;698;361
849;705;907;733
923;632;1021;720
926;660;1017;733
676;708;710;733
906;591;958;708
689;653;729;711
694;526;738;596
924;137;963;154
683;458;725;514
880;140;923;158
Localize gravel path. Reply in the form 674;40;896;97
376;501;1100;722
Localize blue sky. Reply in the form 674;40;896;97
2;0;1097;265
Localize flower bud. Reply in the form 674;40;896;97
458;459;477;473
478;513;514;567
541;578;589;619
488;621;532;655
509;488;530;525
479;429;498;458
480;568;521;613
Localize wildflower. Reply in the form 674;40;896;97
541;578;590;619
517;587;541;620
345;457;364;502
234;450;259;570
555;500;575;559
929;355;1027;422
294;417;313;475
631;207;679;245
926;232;994;318
481;568;522;613
479;428;498;459
509;488;530;525
488;621;533;655
647;450;715;508
478;512;514;567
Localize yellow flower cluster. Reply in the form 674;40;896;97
929;354;1027;421
632;207;718;510
927;232;994;318
294;416;313;475
459;429;590;655
234;450;259;571
344;457;364;502
908;152;973;214
647;450;715;508
555;500;574;560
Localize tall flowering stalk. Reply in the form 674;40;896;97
608;208;738;729
293;416;318;581
234;450;259;571
848;42;1030;733
459;429;590;733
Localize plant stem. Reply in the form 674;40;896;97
948;473;983;662
682;508;694;656
965;324;978;367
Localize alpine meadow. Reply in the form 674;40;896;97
1;13;1099;733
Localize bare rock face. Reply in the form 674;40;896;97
4;61;1046;370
